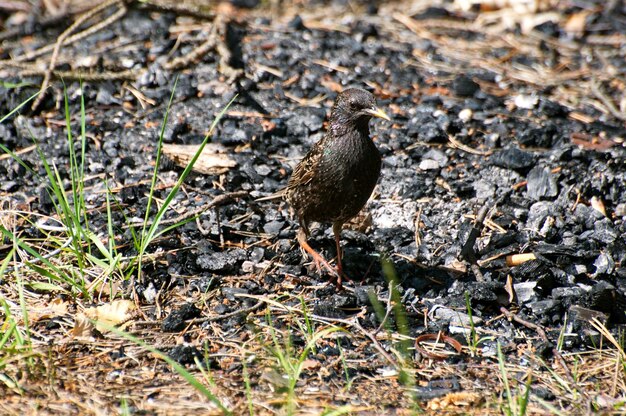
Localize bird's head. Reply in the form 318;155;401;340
331;88;390;127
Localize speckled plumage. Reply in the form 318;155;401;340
286;88;384;235
259;88;390;286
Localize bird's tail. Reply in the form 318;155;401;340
255;189;286;202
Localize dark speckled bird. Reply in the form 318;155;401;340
258;88;390;286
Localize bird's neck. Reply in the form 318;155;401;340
330;118;370;138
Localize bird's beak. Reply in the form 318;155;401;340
365;106;391;121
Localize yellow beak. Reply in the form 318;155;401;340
365;106;391;121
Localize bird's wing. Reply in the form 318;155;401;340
288;156;316;187
287;140;325;190
257;141;324;201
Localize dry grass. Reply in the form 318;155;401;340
2;267;626;414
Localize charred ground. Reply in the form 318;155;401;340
1;0;626;414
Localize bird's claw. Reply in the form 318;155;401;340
311;255;348;289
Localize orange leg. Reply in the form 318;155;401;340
297;228;342;286
332;222;350;286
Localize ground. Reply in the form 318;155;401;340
1;0;626;414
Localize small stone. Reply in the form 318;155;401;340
162;119;188;143
431;305;482;326
231;0;259;8
354;286;376;305
168;345;202;365
96;85;121;106
593;252;615;276
419;149;448;170
214;304;228;314
313;302;347;319
241;261;255;273
567;305;608;326
419;159;440;170
567;264;587;275
142;283;158;304
458;108;473;122
331;293;356;309
1;181;18;192
473;179;495;200
490;147;534;170
526;166;558;200
221;287;249;301
263;220;284;235
255;164;272;176
592;219;617;243
189;276;219;293
288;14;306;30
196;249;246;273
452;75;479;97
250;247;265;263
513;281;537;304
513;94;539;109
528;299;558;316
162;303;201;332
552;287;585;299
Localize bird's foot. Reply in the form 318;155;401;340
308;254;348;289
326;270;349;290
329;263;352;289
297;233;348;289
310;254;339;279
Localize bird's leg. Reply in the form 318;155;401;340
332;222;350;287
296;228;340;281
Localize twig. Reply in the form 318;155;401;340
18;68;137;81
448;135;493;156
590;78;626;121
14;0;123;63
459;203;490;282
460;192;510;282
140;0;216;19
165;22;219;70
31;0;127;110
374;281;395;335
157;191;248;227
189;300;265;324
414;205;422;247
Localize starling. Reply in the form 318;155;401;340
258;88;390;286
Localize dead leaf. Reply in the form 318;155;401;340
590;196;607;217
72;313;93;338
80;299;136;333
301;359;321;370
504;274;517;305
564;11;591;35
29;298;69;323
427;391;483;410
163;143;237;175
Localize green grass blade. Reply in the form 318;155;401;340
0;91;39;123
137;92;238;280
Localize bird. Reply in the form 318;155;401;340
258;88;390;287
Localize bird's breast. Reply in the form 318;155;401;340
292;134;381;223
